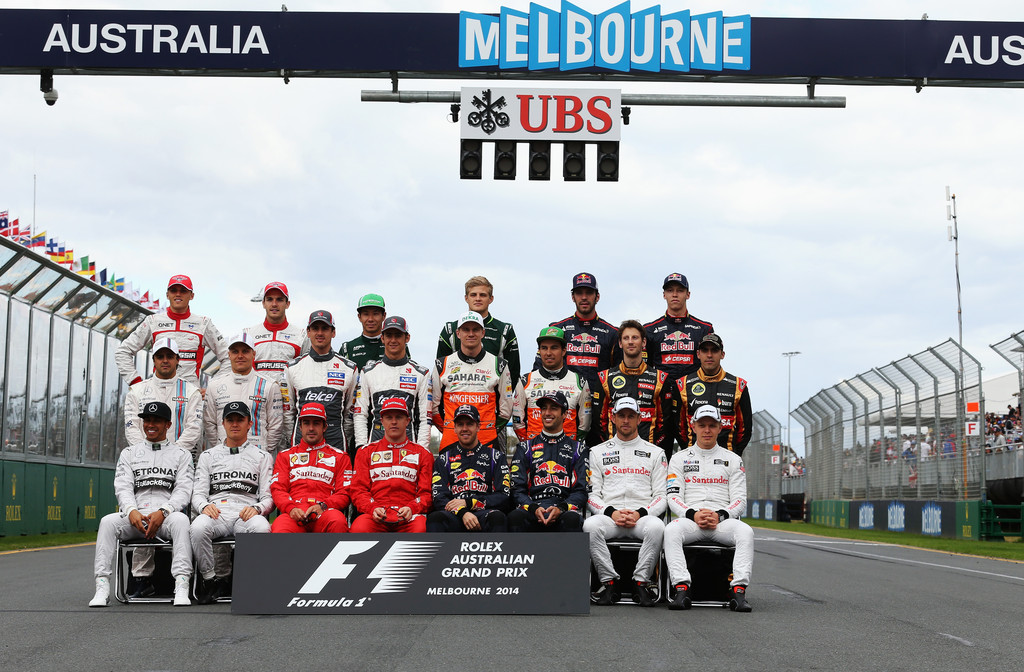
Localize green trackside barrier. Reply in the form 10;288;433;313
980;502;1024;541
810;500;851;529
1;461;114;537
98;468;116;520
65;466;82;532
2;461;27;536
73;466;103;532
23;462;46;535
64;466;103;532
45;463;66;534
956;501;981;540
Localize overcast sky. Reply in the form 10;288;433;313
2;1;1023;453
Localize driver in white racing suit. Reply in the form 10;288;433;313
664;404;753;612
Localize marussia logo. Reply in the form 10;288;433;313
298;540;443;595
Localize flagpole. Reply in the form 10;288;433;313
32;174;36;238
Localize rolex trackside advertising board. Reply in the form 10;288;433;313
1;5;1024;84
231;534;591;615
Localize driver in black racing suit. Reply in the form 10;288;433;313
508;392;588;533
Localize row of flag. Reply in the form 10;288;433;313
0;209;161;311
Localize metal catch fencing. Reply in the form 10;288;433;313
990;330;1024;410
746;411;786;500
788;338;987;502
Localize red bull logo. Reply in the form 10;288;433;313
453;468;489;493
576;333;599;344
533;461;570;487
539;460;568;475
666;331;690;341
533;460;571;488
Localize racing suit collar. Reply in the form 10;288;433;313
166;308;191;321
149;438;171;451
619;361;648;376
540;430;566;442
225;440;250;454
231;369;255;383
361;333;382;342
663;311;690;322
440;440;482;455
385;438;411;450
616;434;644;449
263;319;289;332
456;349;485;364
298;440;329;452
383;355;410;366
574;312;599;324
697;367;726;382
538;365;568;380
309;348;336;363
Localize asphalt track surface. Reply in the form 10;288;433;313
2;528;1023;672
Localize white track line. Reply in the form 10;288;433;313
766;538;1024;581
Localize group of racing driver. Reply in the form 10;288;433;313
89;270;754;612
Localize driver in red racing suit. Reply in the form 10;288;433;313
270;403;351;533
350;398;433;533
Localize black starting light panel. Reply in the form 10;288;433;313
528;142;552;181
460;139;483;179
459;141;618;182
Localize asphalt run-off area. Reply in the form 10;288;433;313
2;527;1022;672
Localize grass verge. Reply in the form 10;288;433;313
0;531;97;553
748;518;1023;562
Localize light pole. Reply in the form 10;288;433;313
946;187;972;500
942;186;966;495
782;351;801;498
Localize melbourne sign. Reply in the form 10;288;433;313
232;533;590;615
460;87;620;141
459;3;750;73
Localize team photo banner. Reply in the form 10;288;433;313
232;533;591;615
1;6;1023;82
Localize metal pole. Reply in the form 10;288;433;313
946;187;969;500
361;90;847;108
782;352;801;499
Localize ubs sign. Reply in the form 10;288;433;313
460;87;621;140
459;2;751;73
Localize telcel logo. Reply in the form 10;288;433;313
459;2;751;73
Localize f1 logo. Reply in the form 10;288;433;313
298;541;378;594
298;540;443;595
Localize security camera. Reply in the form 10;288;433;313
40;69;57;106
